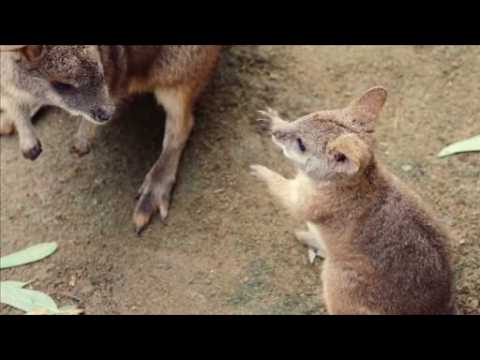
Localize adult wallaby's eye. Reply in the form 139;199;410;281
297;138;306;152
51;81;76;94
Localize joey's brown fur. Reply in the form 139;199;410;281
251;87;455;315
1;45;221;233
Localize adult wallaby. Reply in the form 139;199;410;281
0;45;222;234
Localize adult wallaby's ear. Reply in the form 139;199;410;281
347;86;388;130
327;133;371;175
0;45;27;51
21;45;44;62
0;45;44;63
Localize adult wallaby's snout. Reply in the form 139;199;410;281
90;105;115;124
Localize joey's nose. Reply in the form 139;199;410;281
91;107;114;123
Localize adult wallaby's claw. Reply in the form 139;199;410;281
133;175;173;235
256;107;288;135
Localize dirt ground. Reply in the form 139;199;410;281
1;46;479;315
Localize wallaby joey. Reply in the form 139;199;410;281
251;87;455;315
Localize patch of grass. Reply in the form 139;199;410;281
227;258;273;307
269;294;326;315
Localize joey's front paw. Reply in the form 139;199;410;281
250;164;275;181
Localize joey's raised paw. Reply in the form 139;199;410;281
133;176;175;235
256;107;281;134
22;140;42;161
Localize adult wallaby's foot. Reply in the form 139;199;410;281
72;120;98;156
133;173;175;235
132;87;195;235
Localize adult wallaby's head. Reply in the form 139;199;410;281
0;45;116;125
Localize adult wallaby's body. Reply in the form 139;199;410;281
0;45;221;233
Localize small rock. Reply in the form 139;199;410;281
94;178;104;186
401;164;413;172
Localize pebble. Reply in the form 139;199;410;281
401;164;413;172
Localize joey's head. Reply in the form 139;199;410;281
0;45;115;125
270;86;387;182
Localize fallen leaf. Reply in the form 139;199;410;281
0;282;59;313
438;135;480;158
0;242;58;269
0;281;28;288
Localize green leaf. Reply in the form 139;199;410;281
438;135;480;158
0;242;58;269
25;305;85;315
0;282;59;313
0;281;28;288
53;305;85;315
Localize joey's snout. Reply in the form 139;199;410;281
272;130;289;141
90;106;115;124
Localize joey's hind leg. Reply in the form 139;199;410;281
72;119;98;156
133;87;194;234
295;228;326;264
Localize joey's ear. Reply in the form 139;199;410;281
347;86;387;130
327;133;371;175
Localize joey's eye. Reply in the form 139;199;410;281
334;153;347;162
51;81;77;94
297;138;306;152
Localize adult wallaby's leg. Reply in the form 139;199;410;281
133;86;194;234
0;109;16;135
0;96;42;158
16;115;41;160
72;119;98;156
5;100;42;160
